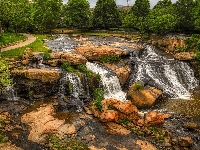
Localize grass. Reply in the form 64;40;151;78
1;34;50;59
48;135;89;150
0;33;26;46
93;88;104;110
99;55;120;63
133;82;144;91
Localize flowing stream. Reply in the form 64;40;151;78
129;45;198;99
86;62;127;102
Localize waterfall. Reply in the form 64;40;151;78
5;86;19;100
86;62;127;102
130;45;198;99
59;72;84;112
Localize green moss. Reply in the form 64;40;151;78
49;135;89;150
133;82;144;91
99;55;120;63
118;118;129;125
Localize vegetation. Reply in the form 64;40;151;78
1;35;49;58
93;88;104;110
0;60;12;94
99;55;120;63
64;0;91;29
133;82;144;91
92;0;121;29
0;33;26;46
49;135;89;150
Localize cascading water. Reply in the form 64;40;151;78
129;45;198;99
5;86;19;100
86;62;127;102
59;71;84;112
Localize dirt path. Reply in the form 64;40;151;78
1;34;36;52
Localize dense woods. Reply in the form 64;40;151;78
0;0;200;34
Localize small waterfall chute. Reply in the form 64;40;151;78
5;86;19;101
86;62;127;102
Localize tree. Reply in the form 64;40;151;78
145;5;177;35
33;0;62;33
131;0;150;18
153;0;172;9
92;0;121;29
193;0;200;31
174;0;195;32
64;0;90;29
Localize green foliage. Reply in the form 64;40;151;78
94;88;104;110
99;55;120;63
133;82;144;91
33;0;62;33
1;35;49;58
0;60;12;94
153;0;172;9
28;90;34;97
49;135;89;150
118;118;129;125
0;33;26;46
131;0;150;18
64;0;91;29
92;0;121;29
147;126;165;141
193;0;200;30
43;51;51;60
61;62;76;73
0;132;8;143
174;0;195;31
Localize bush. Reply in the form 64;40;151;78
99;55;120;63
133;82;144;91
94;88;104;110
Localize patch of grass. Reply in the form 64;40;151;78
61;62;77;73
147;126;165;142
93;88;104;110
133;82;144;91
1;35;50;59
0;132;8;143
49;135;89;150
0;33;26;46
118;118;129;125
28;90;34;97
99;55;120;63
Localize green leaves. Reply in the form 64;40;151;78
92;0;121;29
64;0;90;29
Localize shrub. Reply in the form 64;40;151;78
99;55;120;63
93;88;104;110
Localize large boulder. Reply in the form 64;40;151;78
174;52;196;61
128;84;162;108
12;69;60;83
73;44;126;61
21;104;76;144
46;52;87;67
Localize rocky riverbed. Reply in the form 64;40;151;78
0;34;199;150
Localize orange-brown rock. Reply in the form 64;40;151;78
21;104;76;143
136;140;157;150
174;52;196;61
47;52;87;66
12;69;60;83
128;85;162;108
144;111;170;126
106;122;131;135
100;110;119;122
73;44;126;61
178;137;194;147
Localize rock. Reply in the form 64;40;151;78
21;104;76;144
106;122;131;135
12;69;60;83
89;145;106;150
164;137;172;147
100;110;119;122
0;143;22;150
73;44;126;61
144;111;170;126
47;52;87;66
182;122;199;130
128;85;162;108
174;52;196;61
136;140;157;150
103;63;131;86
178;137;193;147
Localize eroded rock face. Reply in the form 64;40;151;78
144;111;171;126
128;84;162;108
178;137;194;147
45;52;87;67
174;52;196;61
136;140;157;150
12;69;60;83
73;44;126;61
21;104;76;144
